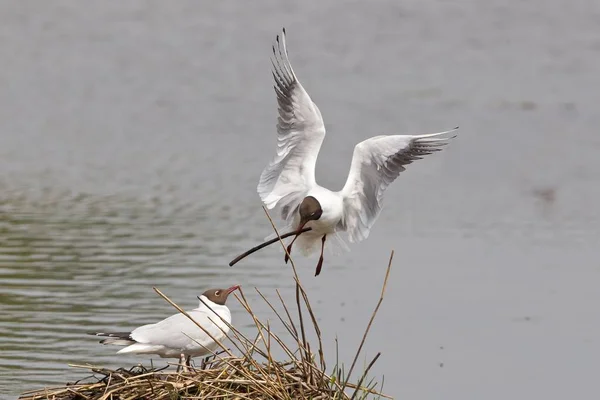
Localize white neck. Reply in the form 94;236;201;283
196;295;232;327
197;295;229;313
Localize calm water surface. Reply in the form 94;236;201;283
1;1;600;399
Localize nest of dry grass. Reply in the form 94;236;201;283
19;209;393;400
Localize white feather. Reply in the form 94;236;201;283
257;29;325;224
339;129;458;243
103;295;231;359
257;29;458;263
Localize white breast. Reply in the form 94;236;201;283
303;186;344;233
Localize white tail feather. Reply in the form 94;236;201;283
117;343;165;355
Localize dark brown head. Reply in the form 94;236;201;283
299;196;322;227
201;285;240;306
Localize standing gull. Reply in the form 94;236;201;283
90;286;239;369
255;29;458;276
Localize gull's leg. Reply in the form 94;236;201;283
185;355;195;372
315;235;327;276
180;354;191;373
284;236;299;264
176;353;185;372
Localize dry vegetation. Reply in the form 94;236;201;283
19;209;393;400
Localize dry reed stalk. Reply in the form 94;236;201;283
19;208;393;400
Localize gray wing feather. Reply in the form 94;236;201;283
258;29;326;224
340;128;458;242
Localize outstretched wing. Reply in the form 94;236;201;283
340;128;458;243
257;29;326;223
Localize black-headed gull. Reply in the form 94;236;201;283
257;29;458;276
90;286;239;368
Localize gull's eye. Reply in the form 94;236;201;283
215;290;221;296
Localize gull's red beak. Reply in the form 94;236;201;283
298;217;309;230
226;285;240;295
295;219;309;235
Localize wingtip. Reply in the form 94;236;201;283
450;126;459;139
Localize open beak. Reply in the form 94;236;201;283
226;285;240;295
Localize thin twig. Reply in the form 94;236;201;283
260;207;328;374
228;227;312;266
350;352;381;400
341;250;394;393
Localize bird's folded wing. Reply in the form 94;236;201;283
258;29;326;224
339;128;458;243
130;310;225;350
